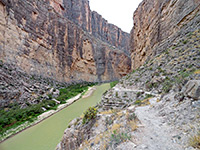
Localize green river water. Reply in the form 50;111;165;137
0;83;110;150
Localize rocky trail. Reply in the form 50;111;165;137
134;97;184;150
110;86;191;150
113;83;199;150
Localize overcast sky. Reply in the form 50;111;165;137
89;0;143;33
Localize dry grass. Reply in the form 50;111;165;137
100;109;118;115
129;120;138;131
140;98;150;106
189;132;200;149
94;136;101;144
95;122;99;127
194;69;200;74
111;123;121;132
156;99;161;102
117;111;123;117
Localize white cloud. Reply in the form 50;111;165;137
89;0;143;33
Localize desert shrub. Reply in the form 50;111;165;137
110;130;131;146
147;82;159;89
128;113;136;121
106;117;113;125
134;100;142;105
162;79;173;93
136;92;142;98
82;107;98;124
144;94;153;99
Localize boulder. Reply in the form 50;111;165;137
182;80;200;100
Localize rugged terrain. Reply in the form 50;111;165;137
57;0;200;149
0;0;131;111
130;0;200;69
0;0;132;141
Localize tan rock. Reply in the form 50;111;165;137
0;0;131;83
130;0;200;69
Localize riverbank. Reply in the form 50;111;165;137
82;86;96;98
0;83;110;150
0;86;96;142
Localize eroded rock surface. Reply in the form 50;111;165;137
0;0;131;83
182;80;200;100
130;0;200;69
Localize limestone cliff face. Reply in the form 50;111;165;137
0;0;131;83
130;0;200;69
52;0;130;53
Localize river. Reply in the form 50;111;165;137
0;83;110;150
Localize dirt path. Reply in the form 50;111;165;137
134;97;184;150
113;85;188;150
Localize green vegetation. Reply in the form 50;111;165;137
165;49;169;55
82;106;98;124
56;83;94;103
115;92;119;98
134;94;153;106
0;100;56;135
162;78;173;93
136;92;142;97
172;46;177;49
144;94;153;99
182;40;188;44
147;82;159;89
110;81;119;88
134;100;142;105
0;82;95;136
161;69;195;93
0;60;3;67
128;113;136;121
132;69;136;73
110;130;131;146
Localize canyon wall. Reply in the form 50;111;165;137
0;0;131;83
54;0;130;53
130;0;200;69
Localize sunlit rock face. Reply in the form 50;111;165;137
0;0;131;83
130;0;200;69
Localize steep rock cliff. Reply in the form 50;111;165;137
130;0;200;69
50;0;130;53
0;0;131;83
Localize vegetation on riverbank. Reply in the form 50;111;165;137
0;82;95;137
110;81;119;88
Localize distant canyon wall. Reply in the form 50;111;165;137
130;0;200;69
50;0;130;54
0;0;131;83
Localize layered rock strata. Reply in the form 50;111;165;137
0;0;131;83
130;0;200;69
50;0;130;53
